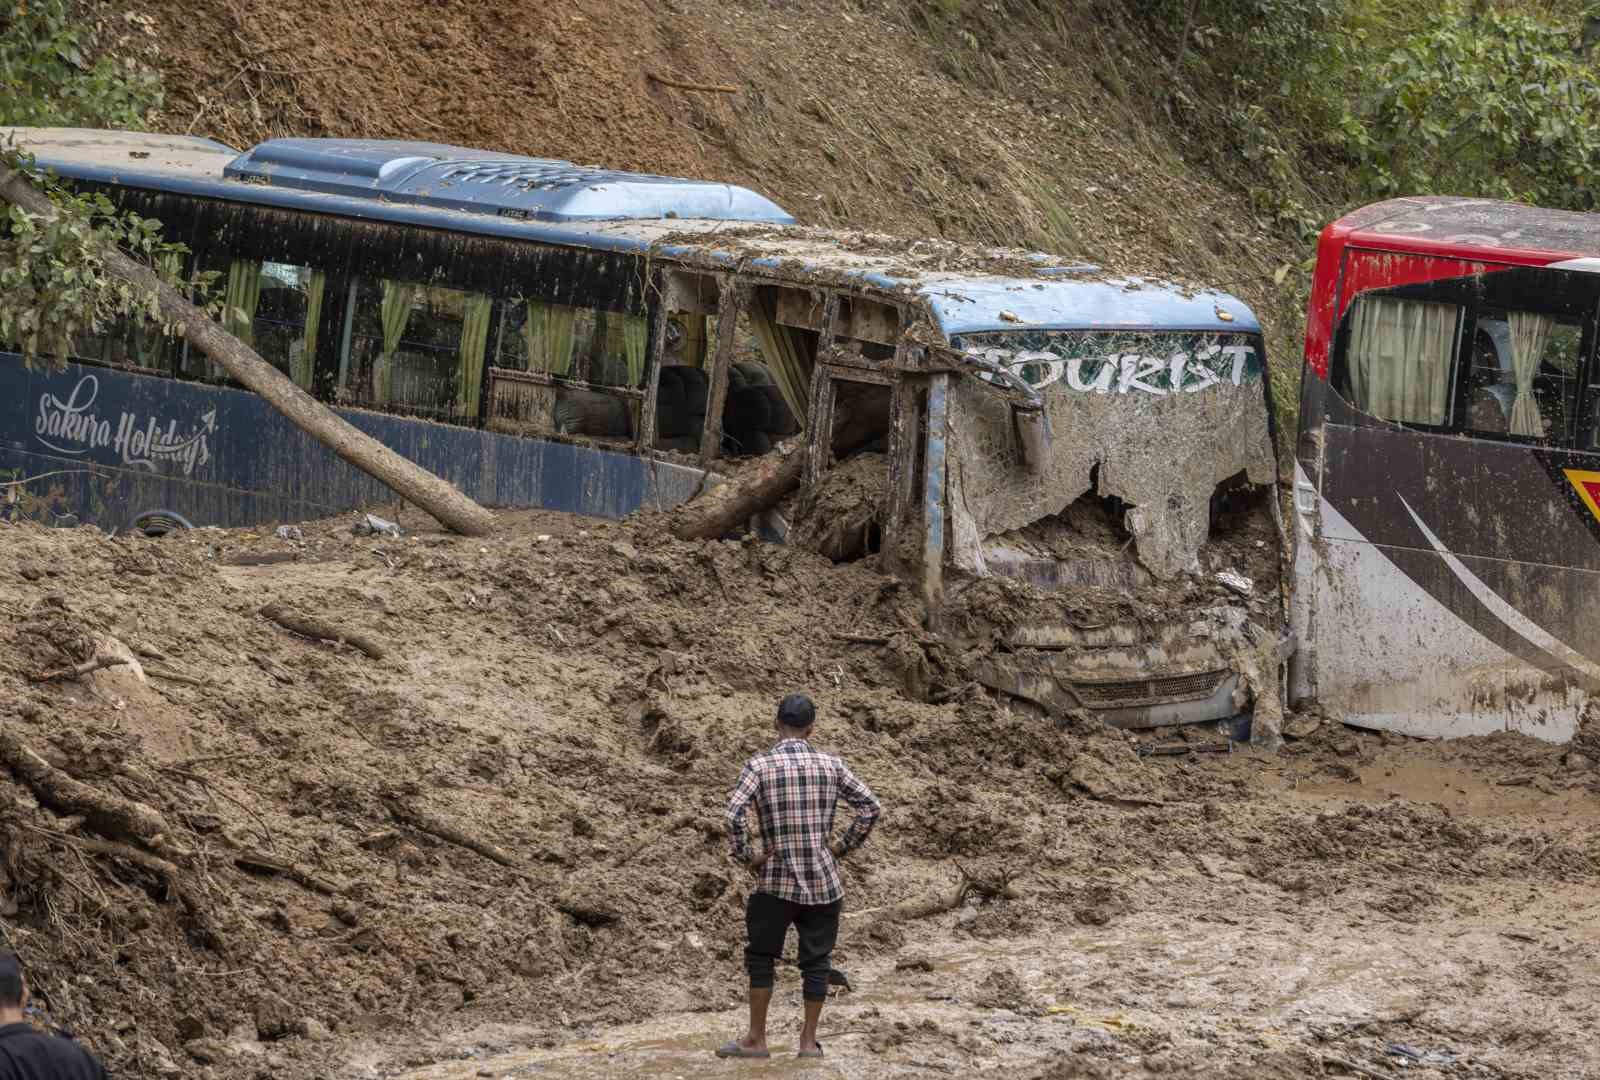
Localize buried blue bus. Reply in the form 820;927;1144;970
3;128;1288;735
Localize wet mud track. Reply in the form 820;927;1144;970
387;869;1600;1079
4;510;1599;1080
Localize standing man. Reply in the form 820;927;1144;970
717;693;881;1060
0;953;106;1079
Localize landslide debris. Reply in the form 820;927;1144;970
0;510;1595;1078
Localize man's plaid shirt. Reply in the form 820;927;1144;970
725;737;880;905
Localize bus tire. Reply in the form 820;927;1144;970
125;508;194;537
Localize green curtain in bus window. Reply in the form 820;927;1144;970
291;269;326;391
622;314;648;388
375;280;414;405
1347;295;1454;426
223;259;263;348
523;300;575;376
747;290;811;425
456;293;492;419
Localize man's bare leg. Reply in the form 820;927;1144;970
740;986;773;1051
798;996;823;1053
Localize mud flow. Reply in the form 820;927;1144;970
0;509;1596;1080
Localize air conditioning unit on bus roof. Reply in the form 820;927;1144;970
223;138;796;226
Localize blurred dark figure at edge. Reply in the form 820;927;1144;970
0;953;105;1080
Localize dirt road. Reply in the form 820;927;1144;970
0;509;1596;1079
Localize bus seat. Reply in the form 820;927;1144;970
723;383;777;456
555;387;633;438
655;365;709;440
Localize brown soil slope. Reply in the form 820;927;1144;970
122;0;1297;359
2;511;1599;1078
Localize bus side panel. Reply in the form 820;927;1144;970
1313;417;1593;742
2;359;707;530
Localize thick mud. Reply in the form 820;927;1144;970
0;509;1596;1079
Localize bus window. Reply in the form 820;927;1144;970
485;298;643;443
1464;311;1583;443
1342;294;1461;427
73;315;182;374
252;262;327;390
195;256;330;389
342;279;492;422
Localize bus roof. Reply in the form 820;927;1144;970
7;128;1260;339
1331;195;1600;264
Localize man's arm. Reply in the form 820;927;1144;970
725;760;761;864
832;761;880;857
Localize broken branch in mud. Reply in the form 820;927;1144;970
387;799;520;869
233;850;342;896
258;603;387;659
846;861;1026;924
28;654;129;682
222;551;300;567
1322;1055;1394;1080
143;665;208;687
0;729;169;847
647;71;739;94
156;765;274;847
20;825;224;951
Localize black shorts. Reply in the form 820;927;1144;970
743;891;842;1002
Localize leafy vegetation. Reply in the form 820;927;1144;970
0;0;163;129
1155;0;1600;231
0;0;201;367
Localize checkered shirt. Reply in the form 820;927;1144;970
725;737;881;905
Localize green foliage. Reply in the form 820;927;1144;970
1350;4;1600;210
1162;0;1600;220
0;148;205;365
0;0;163;129
0;2;207;369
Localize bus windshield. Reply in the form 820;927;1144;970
951;328;1278;581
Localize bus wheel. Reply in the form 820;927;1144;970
125;509;194;537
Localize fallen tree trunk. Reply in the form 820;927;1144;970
0;730;169;847
671;408;884;541
0;165;496;538
259;603;387;660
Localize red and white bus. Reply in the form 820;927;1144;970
1293;196;1600;742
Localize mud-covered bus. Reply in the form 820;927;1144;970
1293;196;1600;742
3;129;1288;737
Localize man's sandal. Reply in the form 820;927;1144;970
798;1042;824;1059
715;1040;771;1058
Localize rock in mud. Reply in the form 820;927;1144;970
1071;882;1128;927
295;1017;333;1041
972;966;1030;1010
254;991;297;1040
183;1037;234;1064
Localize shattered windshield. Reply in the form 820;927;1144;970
945;329;1277;581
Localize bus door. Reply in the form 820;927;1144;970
1311;255;1600;740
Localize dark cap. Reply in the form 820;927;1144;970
777;693;815;729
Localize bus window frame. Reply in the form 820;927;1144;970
1329;265;1600;450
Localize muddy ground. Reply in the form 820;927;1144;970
0;508;1596;1080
